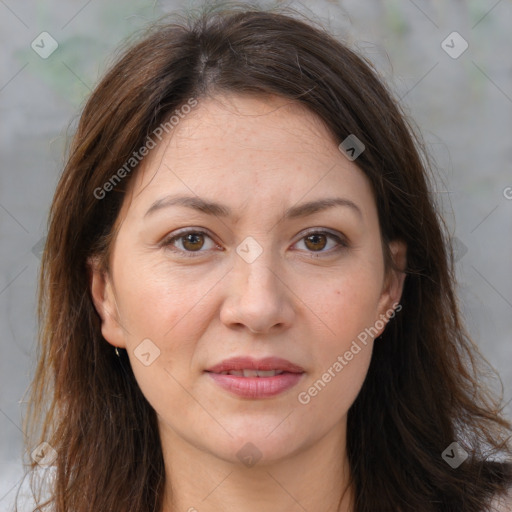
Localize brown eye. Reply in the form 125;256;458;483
294;230;348;256
162;230;218;257
304;233;328;251
181;232;205;251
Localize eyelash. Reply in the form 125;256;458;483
161;228;349;258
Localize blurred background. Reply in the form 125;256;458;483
1;0;511;508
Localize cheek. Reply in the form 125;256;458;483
297;281;376;416
114;254;221;341
295;264;381;405
119;269;205;419
298;343;373;417
113;259;225;408
302;263;384;345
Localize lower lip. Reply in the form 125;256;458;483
206;372;304;398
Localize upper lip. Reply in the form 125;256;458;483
206;356;305;374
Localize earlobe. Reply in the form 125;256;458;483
387;239;407;305
87;256;126;349
88;256;106;321
377;240;407;325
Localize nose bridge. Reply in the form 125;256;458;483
234;236;280;296
221;235;293;333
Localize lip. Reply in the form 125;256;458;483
206;356;305;374
205;356;305;399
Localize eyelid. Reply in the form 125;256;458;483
161;227;221;256
299;228;348;245
161;227;349;257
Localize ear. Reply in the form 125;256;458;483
375;239;407;330
88;256;127;349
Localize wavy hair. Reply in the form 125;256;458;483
21;2;511;511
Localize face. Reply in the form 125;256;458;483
90;93;406;466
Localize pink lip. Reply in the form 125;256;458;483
206;356;305;374
205;356;305;399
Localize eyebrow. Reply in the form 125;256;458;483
144;194;363;221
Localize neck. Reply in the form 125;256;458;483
159;421;354;512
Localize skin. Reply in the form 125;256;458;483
90;93;407;512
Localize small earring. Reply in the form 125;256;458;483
115;347;121;357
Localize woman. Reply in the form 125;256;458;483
22;2;512;511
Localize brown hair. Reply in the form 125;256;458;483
21;2;512;511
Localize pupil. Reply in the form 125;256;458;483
306;234;326;251
184;233;203;251
181;233;327;252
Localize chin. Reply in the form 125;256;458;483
202;424;307;468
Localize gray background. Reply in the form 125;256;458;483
1;0;511;508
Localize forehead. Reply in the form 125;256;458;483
116;93;375;224
173;93;339;151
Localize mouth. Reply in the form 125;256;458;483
205;356;305;398
215;369;287;377
205;356;305;374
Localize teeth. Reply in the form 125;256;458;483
219;369;285;377
243;369;259;377
253;370;281;377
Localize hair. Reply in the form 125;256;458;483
20;2;512;511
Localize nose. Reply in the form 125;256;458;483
219;250;295;335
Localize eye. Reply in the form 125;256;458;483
162;229;219;257
161;228;348;258
293;230;348;256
